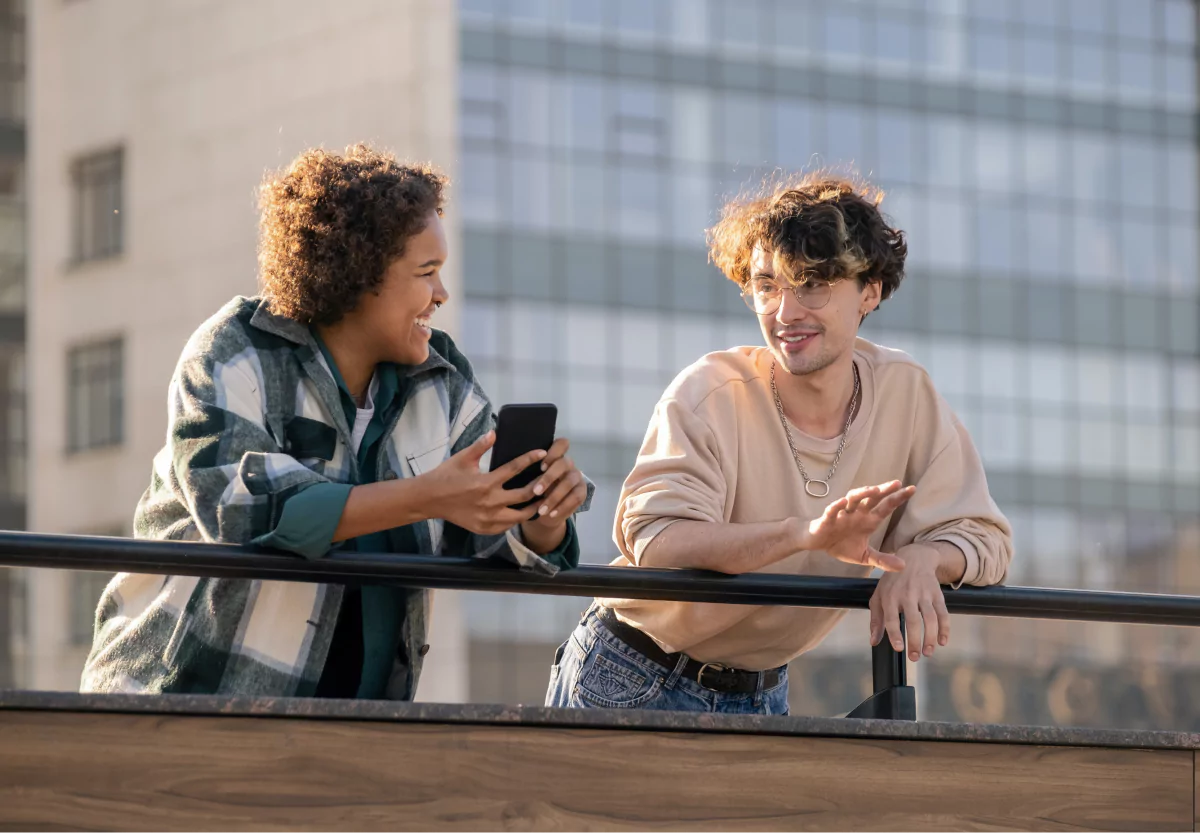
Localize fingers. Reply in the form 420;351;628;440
872;572;951;663
844;484;882;513
537;478;588;521
824;543;904;572
844;481;908;515
539;436;570;471
883;600;904;654
476;505;539;536
870;485;916;519
823;496;849;518
865;547;906;573
917;599;938;661
869;592;883;646
532;456;573;498
934;592;950;648
455;430;496;464
536;469;584;519
490;447;549;483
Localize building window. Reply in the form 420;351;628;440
0;0;24;124
67;338;122;452
70;147;122;263
0;347;25;503
69;570;113;646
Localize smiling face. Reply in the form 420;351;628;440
354;210;450;366
751;243;881;377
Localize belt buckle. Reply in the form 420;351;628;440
697;662;730;692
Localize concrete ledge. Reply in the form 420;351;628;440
3;689;1198;751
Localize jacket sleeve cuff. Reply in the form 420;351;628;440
932;534;981;589
503;519;579;576
252;482;353;560
539;518;580;571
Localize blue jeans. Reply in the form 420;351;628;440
545;606;790;715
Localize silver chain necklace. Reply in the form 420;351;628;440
770;361;860;499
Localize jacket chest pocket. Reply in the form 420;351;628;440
268;414;339;473
405;441;449;477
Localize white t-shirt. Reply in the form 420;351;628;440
349;374;380;455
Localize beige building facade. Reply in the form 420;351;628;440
19;0;466;693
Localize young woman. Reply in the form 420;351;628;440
82;145;591;699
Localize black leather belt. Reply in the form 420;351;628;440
594;606;783;695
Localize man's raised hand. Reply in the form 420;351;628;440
799;481;916;572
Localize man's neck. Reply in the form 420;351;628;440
774;354;859;441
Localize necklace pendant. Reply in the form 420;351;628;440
805;480;831;498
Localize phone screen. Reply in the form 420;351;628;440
489;403;558;508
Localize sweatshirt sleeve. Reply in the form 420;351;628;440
615;395;728;566
882;401;1014;588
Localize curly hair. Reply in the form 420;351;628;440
707;171;907;303
257;144;448;326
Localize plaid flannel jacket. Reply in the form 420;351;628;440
81;296;591;698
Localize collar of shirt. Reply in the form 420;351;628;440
310;329;402;480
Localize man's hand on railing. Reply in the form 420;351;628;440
801;481;916;574
869;543;961;662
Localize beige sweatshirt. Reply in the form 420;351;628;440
600;339;1013;671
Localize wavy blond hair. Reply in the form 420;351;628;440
707;171;906;302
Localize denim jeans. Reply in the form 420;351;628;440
544;606;790;715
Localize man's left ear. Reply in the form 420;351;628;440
859;280;882;317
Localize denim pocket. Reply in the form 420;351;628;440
576;651;662;708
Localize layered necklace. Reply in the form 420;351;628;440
769;361;860;499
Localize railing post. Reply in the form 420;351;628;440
845;613;917;721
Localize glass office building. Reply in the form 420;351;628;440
455;0;1200;727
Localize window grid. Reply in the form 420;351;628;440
70;148;123;264
66;338;123;453
459;65;1199;292
463;1;1196;105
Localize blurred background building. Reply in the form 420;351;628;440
5;0;1200;730
0;0;24;692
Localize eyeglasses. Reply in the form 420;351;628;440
741;276;839;315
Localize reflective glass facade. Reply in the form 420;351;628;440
456;0;1200;727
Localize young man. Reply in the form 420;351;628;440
546;174;1012;715
82;145;591;699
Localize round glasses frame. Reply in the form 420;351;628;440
741;277;841;316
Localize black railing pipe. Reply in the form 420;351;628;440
0;532;1197;628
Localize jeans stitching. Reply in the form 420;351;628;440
578;618;711;710
576;654;663;709
571;611;789;713
584;615;674;677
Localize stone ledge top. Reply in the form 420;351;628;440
2;689;1195;751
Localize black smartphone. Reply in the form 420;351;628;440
489;403;558;509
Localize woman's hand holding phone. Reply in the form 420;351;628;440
421;431;550;536
519;436;588;554
422;394;587;554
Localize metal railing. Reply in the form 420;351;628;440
4;530;1200;720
